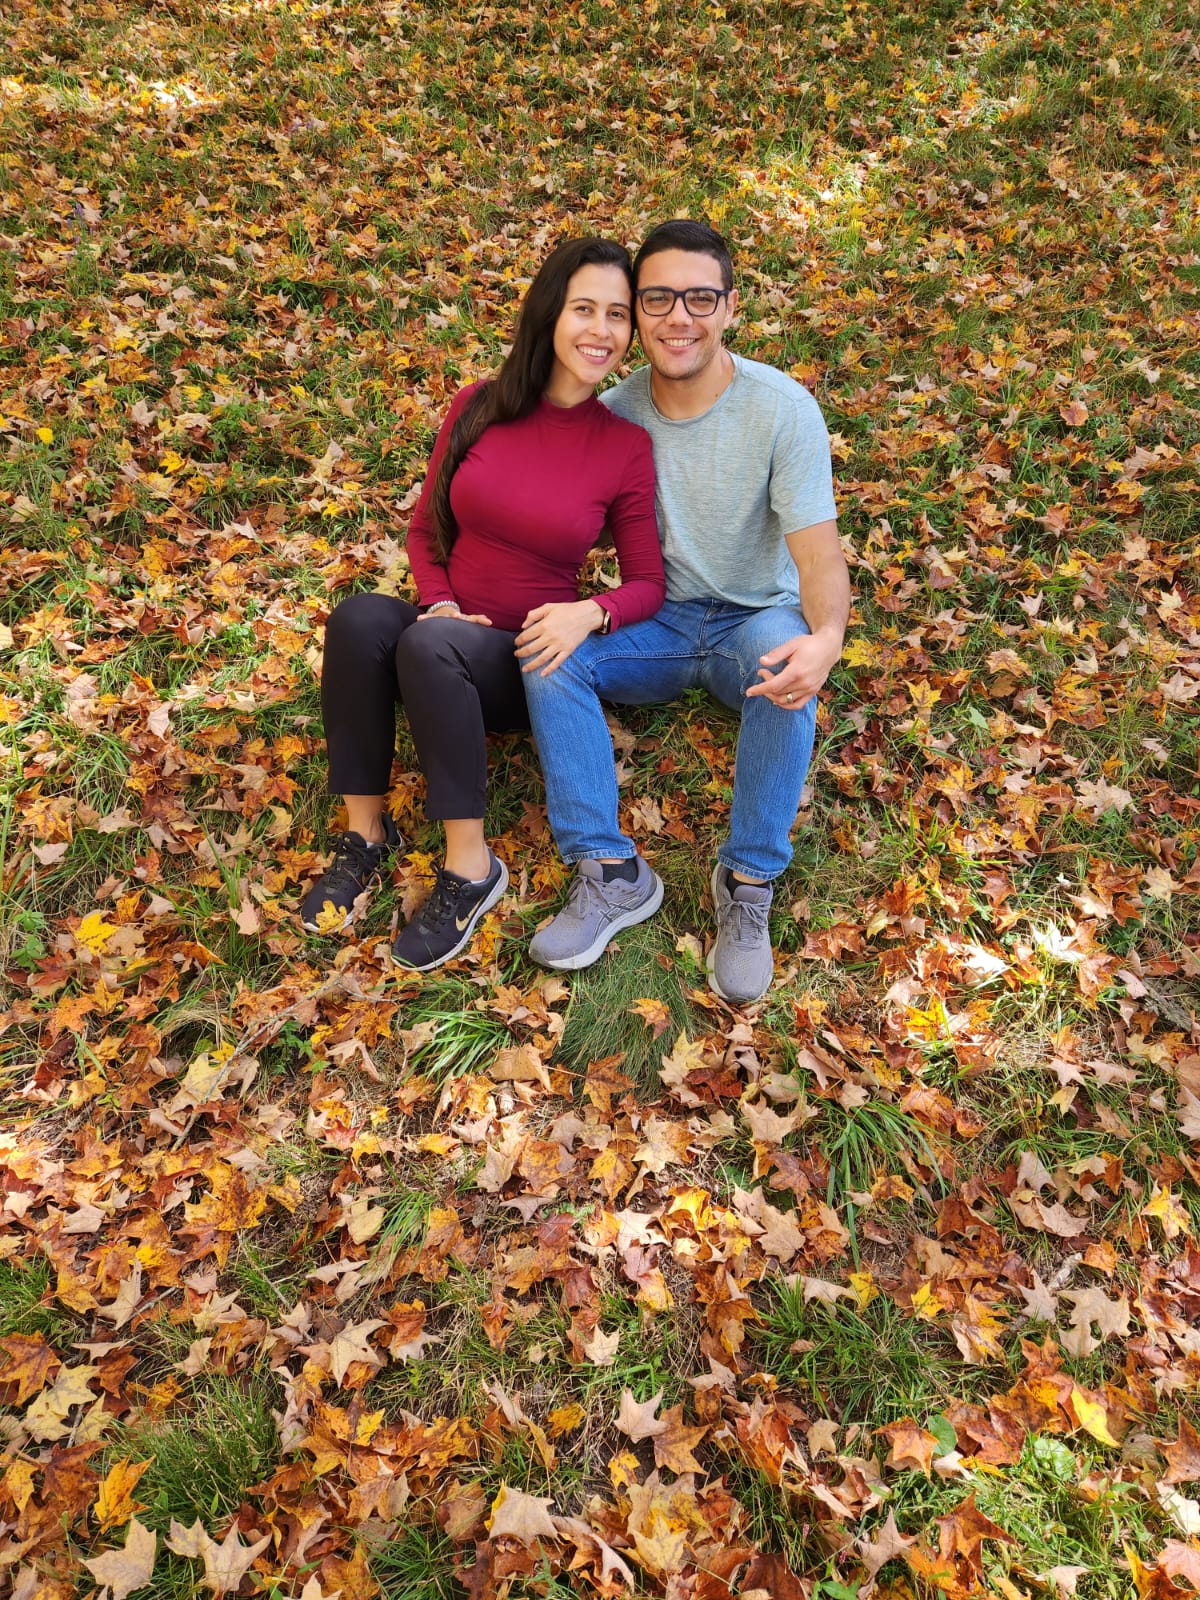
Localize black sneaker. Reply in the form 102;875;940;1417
391;852;509;971
300;814;403;932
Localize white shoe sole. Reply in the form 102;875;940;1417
707;864;772;1004
391;859;510;972
533;871;664;971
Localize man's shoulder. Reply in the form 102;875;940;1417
598;368;653;421
729;353;824;417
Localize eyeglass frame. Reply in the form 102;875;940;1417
635;285;732;318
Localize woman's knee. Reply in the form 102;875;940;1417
324;592;414;667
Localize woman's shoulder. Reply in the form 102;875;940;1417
444;379;489;418
592;395;653;453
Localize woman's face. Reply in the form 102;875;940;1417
545;263;633;406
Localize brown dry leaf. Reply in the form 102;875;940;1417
651;1405;708;1474
616;1388;667;1442
326;1319;385;1385
740;1096;807;1144
82;1515;157;1600
1163;1418;1200;1487
857;1509;915;1581
879;1419;938;1475
0;1332;61;1405
490;1043;551;1091
487;1483;558;1544
937;1493;1017;1569
172;1519;271;1596
24;1362;100;1441
1059;1287;1131;1358
630;997;672;1037
580;1325;620;1367
633;1116;692;1174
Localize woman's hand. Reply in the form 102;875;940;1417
418;605;493;626
516;600;606;676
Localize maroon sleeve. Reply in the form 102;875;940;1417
405;385;481;609
597;425;665;631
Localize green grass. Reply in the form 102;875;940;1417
105;1371;281;1535
2;0;1197;1594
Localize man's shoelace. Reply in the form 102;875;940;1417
720;895;770;946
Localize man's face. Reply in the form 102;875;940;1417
635;248;737;384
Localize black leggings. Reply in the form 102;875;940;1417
321;593;529;819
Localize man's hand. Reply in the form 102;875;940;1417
745;628;843;709
516;599;606;676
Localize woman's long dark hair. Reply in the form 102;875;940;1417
427;236;633;563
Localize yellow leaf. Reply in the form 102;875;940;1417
848;1269;879;1309
1144;1185;1189;1241
842;637;878;668
546;1402;586;1437
76;912;118;954
93;1458;153;1533
1071;1387;1120;1447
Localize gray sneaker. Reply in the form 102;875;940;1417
529;857;663;970
708;864;775;1004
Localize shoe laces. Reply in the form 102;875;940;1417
564;867;608;920
322;832;383;897
721;892;770;946
413;866;463;933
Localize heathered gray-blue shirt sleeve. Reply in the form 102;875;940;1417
601;354;838;609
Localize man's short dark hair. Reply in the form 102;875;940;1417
633;220;734;291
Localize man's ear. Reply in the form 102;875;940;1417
724;288;739;324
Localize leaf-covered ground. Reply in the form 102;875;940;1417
1;2;1198;1597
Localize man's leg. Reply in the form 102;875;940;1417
523;601;702;968
522;601;701;863
698;605;818;1002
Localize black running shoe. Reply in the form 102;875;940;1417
391;852;509;971
301;814;403;932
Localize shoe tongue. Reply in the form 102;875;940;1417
732;881;770;902
579;860;606;880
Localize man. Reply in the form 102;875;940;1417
515;220;850;1004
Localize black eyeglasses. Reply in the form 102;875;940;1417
636;286;731;317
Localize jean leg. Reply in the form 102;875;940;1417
699;606;816;881
523;603;702;862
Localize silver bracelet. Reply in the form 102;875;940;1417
425;600;461;615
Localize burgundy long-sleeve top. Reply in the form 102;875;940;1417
405;385;665;634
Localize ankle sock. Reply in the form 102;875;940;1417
601;858;639;884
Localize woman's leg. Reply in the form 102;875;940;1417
393;615;528;823
301;593;417;930
321;592;420;802
389;617;527;969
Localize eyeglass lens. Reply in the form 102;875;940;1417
638;287;724;316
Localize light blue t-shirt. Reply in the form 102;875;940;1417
601;353;838;609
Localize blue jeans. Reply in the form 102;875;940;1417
522;598;815;882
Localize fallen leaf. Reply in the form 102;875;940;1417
487;1483;558;1544
82;1516;157;1600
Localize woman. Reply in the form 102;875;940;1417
301;237;665;970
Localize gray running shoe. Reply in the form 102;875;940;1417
708;864;775;1004
529;857;663;970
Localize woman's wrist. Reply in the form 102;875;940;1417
425;599;461;615
587;599;611;634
